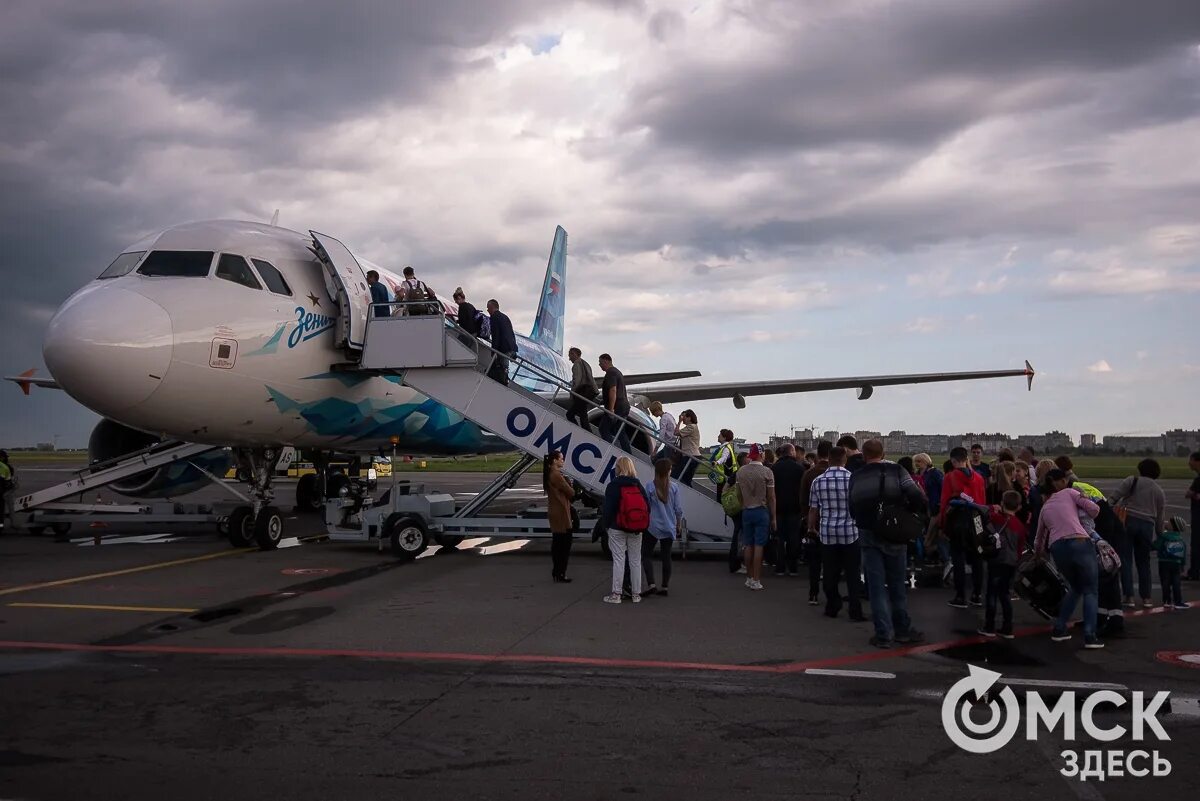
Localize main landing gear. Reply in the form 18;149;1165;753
294;452;352;514
227;447;285;550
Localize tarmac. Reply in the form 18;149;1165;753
1;461;1198;799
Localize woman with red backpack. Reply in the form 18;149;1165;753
601;456;650;604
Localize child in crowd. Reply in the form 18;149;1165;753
1157;517;1188;610
979;490;1028;638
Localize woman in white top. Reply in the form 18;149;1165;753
673;409;701;486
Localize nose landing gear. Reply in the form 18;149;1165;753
227;447;286;550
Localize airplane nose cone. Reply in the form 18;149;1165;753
44;286;173;415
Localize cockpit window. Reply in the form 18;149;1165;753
251;258;292;296
215;253;262;290
137;250;215;277
98;251;145;279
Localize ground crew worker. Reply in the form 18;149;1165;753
0;450;15;534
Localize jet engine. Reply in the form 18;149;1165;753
88;418;233;498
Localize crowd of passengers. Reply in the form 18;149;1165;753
544;431;1198;652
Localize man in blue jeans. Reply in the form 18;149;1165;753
849;439;928;648
736;444;776;591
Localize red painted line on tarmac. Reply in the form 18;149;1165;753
0;631;1033;673
0;605;1168;674
0;640;791;673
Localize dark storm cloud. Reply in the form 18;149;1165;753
0;0;596;446
2;0;559;124
623;0;1200;156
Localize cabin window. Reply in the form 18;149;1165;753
98;251;145;279
251;258;292;296
137;250;215;278
215;253;262;290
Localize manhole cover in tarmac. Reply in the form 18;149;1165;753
281;568;335;576
1156;651;1200;670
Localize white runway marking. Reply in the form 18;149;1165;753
1168;695;1200;719
74;533;187;546
804;668;896;679
457;537;491;549
999;677;1128;692
476;539;531;555
416;545;442;560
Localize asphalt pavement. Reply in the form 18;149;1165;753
1;464;1198;799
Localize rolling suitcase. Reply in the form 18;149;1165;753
1014;555;1070;619
913;562;949;589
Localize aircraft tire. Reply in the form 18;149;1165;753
326;472;349;499
295;474;322;513
435;534;464;549
386;514;428;561
254;506;284;550
50;522;72;537
228;506;255;548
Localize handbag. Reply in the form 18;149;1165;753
874;467;924;545
1113;476;1138;524
1094;537;1121;575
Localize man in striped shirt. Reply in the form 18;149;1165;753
807;446;865;620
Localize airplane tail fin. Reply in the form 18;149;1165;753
529;225;567;354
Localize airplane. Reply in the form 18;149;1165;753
7;219;1033;547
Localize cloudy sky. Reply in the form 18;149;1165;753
2;0;1199;449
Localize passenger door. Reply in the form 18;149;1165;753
309;231;372;354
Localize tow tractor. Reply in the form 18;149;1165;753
323;447;605;559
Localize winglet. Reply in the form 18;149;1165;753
15;368;34;395
4;369;61;394
1025;360;1035;392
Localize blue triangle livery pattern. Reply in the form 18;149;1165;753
265;385;487;451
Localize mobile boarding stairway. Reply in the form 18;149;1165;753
12;440;235;538
322;305;733;559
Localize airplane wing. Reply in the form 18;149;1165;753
4;370;61;395
628;362;1034;407
621;370;702;384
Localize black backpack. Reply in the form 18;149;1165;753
874;466;924;545
977;516;1009;560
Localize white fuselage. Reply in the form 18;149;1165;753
43;220;577;455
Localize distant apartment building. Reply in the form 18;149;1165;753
756;426;1192;458
1163;429;1200;455
1102;435;1164;454
1012;431;1074;453
766;434;791;452
880;431;951;455
956;434;1011;453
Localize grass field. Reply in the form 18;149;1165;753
8;450;1192;480
390;455;527;472
6;450;89;463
